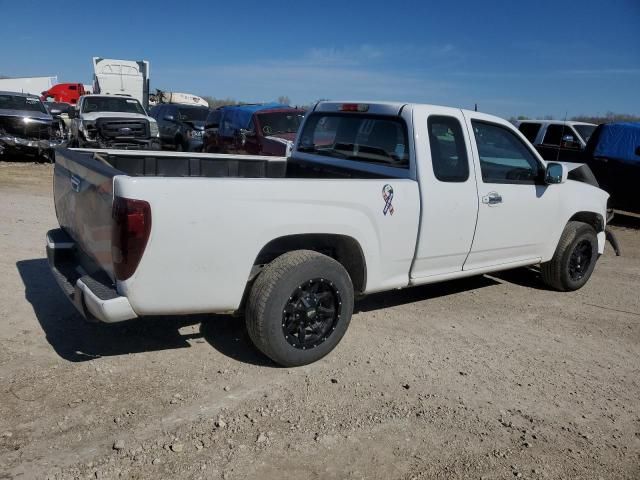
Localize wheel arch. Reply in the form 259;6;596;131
568;211;605;233
251;234;367;294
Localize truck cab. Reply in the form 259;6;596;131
41;83;86;105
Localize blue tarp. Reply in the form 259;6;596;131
593;122;640;164
220;103;288;134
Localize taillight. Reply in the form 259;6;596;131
112;196;152;281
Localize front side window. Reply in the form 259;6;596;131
298;113;409;168
543;124;582;149
472;121;541;184
574;124;596;143
428;116;469;182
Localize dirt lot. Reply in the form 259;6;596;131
0;161;638;480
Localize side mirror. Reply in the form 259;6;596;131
239;128;255;146
545;162;567;184
561;134;581;149
68;109;77;119
163;114;175;122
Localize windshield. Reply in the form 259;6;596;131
574;124;596;143
298;113;409;168
257;111;305;135
0;94;47;114
82;97;146;115
178;107;209;122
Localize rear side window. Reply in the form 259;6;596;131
518;122;542;143
69;85;77;90
472;121;541;184
298;113;409;168
427;116;469;182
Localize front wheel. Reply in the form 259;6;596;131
541;221;598;291
246;250;354;367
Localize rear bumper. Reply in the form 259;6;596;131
46;228;138;323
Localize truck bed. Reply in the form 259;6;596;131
65;148;400;179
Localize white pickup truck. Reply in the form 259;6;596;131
47;101;609;366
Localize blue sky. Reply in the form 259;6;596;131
1;0;638;118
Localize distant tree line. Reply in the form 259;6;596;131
199;95;328;110
510;112;640;124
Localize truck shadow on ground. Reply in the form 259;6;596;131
354;276;499;312
16;258;272;365
17;258;523;366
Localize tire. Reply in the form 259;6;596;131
541;221;598;291
246;250;354;367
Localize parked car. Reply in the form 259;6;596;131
203;103;305;156
516;120;597;162
583;122;640;212
48;101;609;367
41;83;87;105
68;95;160;150
44;101;73;141
0;91;64;161
149;104;209;151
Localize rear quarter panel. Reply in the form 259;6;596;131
115;177;420;315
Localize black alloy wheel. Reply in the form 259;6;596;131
568;239;594;281
282;278;341;350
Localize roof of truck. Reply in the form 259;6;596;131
517;120;596;126
223;103;289;113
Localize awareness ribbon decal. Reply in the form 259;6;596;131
382;184;394;216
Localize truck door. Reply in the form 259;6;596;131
463;116;559;270
410;107;479;279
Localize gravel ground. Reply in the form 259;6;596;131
0;161;638;480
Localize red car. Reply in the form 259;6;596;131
203;104;305;156
41;83;87;105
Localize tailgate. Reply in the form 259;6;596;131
54;149;122;280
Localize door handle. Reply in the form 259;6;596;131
482;192;502;205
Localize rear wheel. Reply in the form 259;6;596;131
541;221;598;291
246;250;354;367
